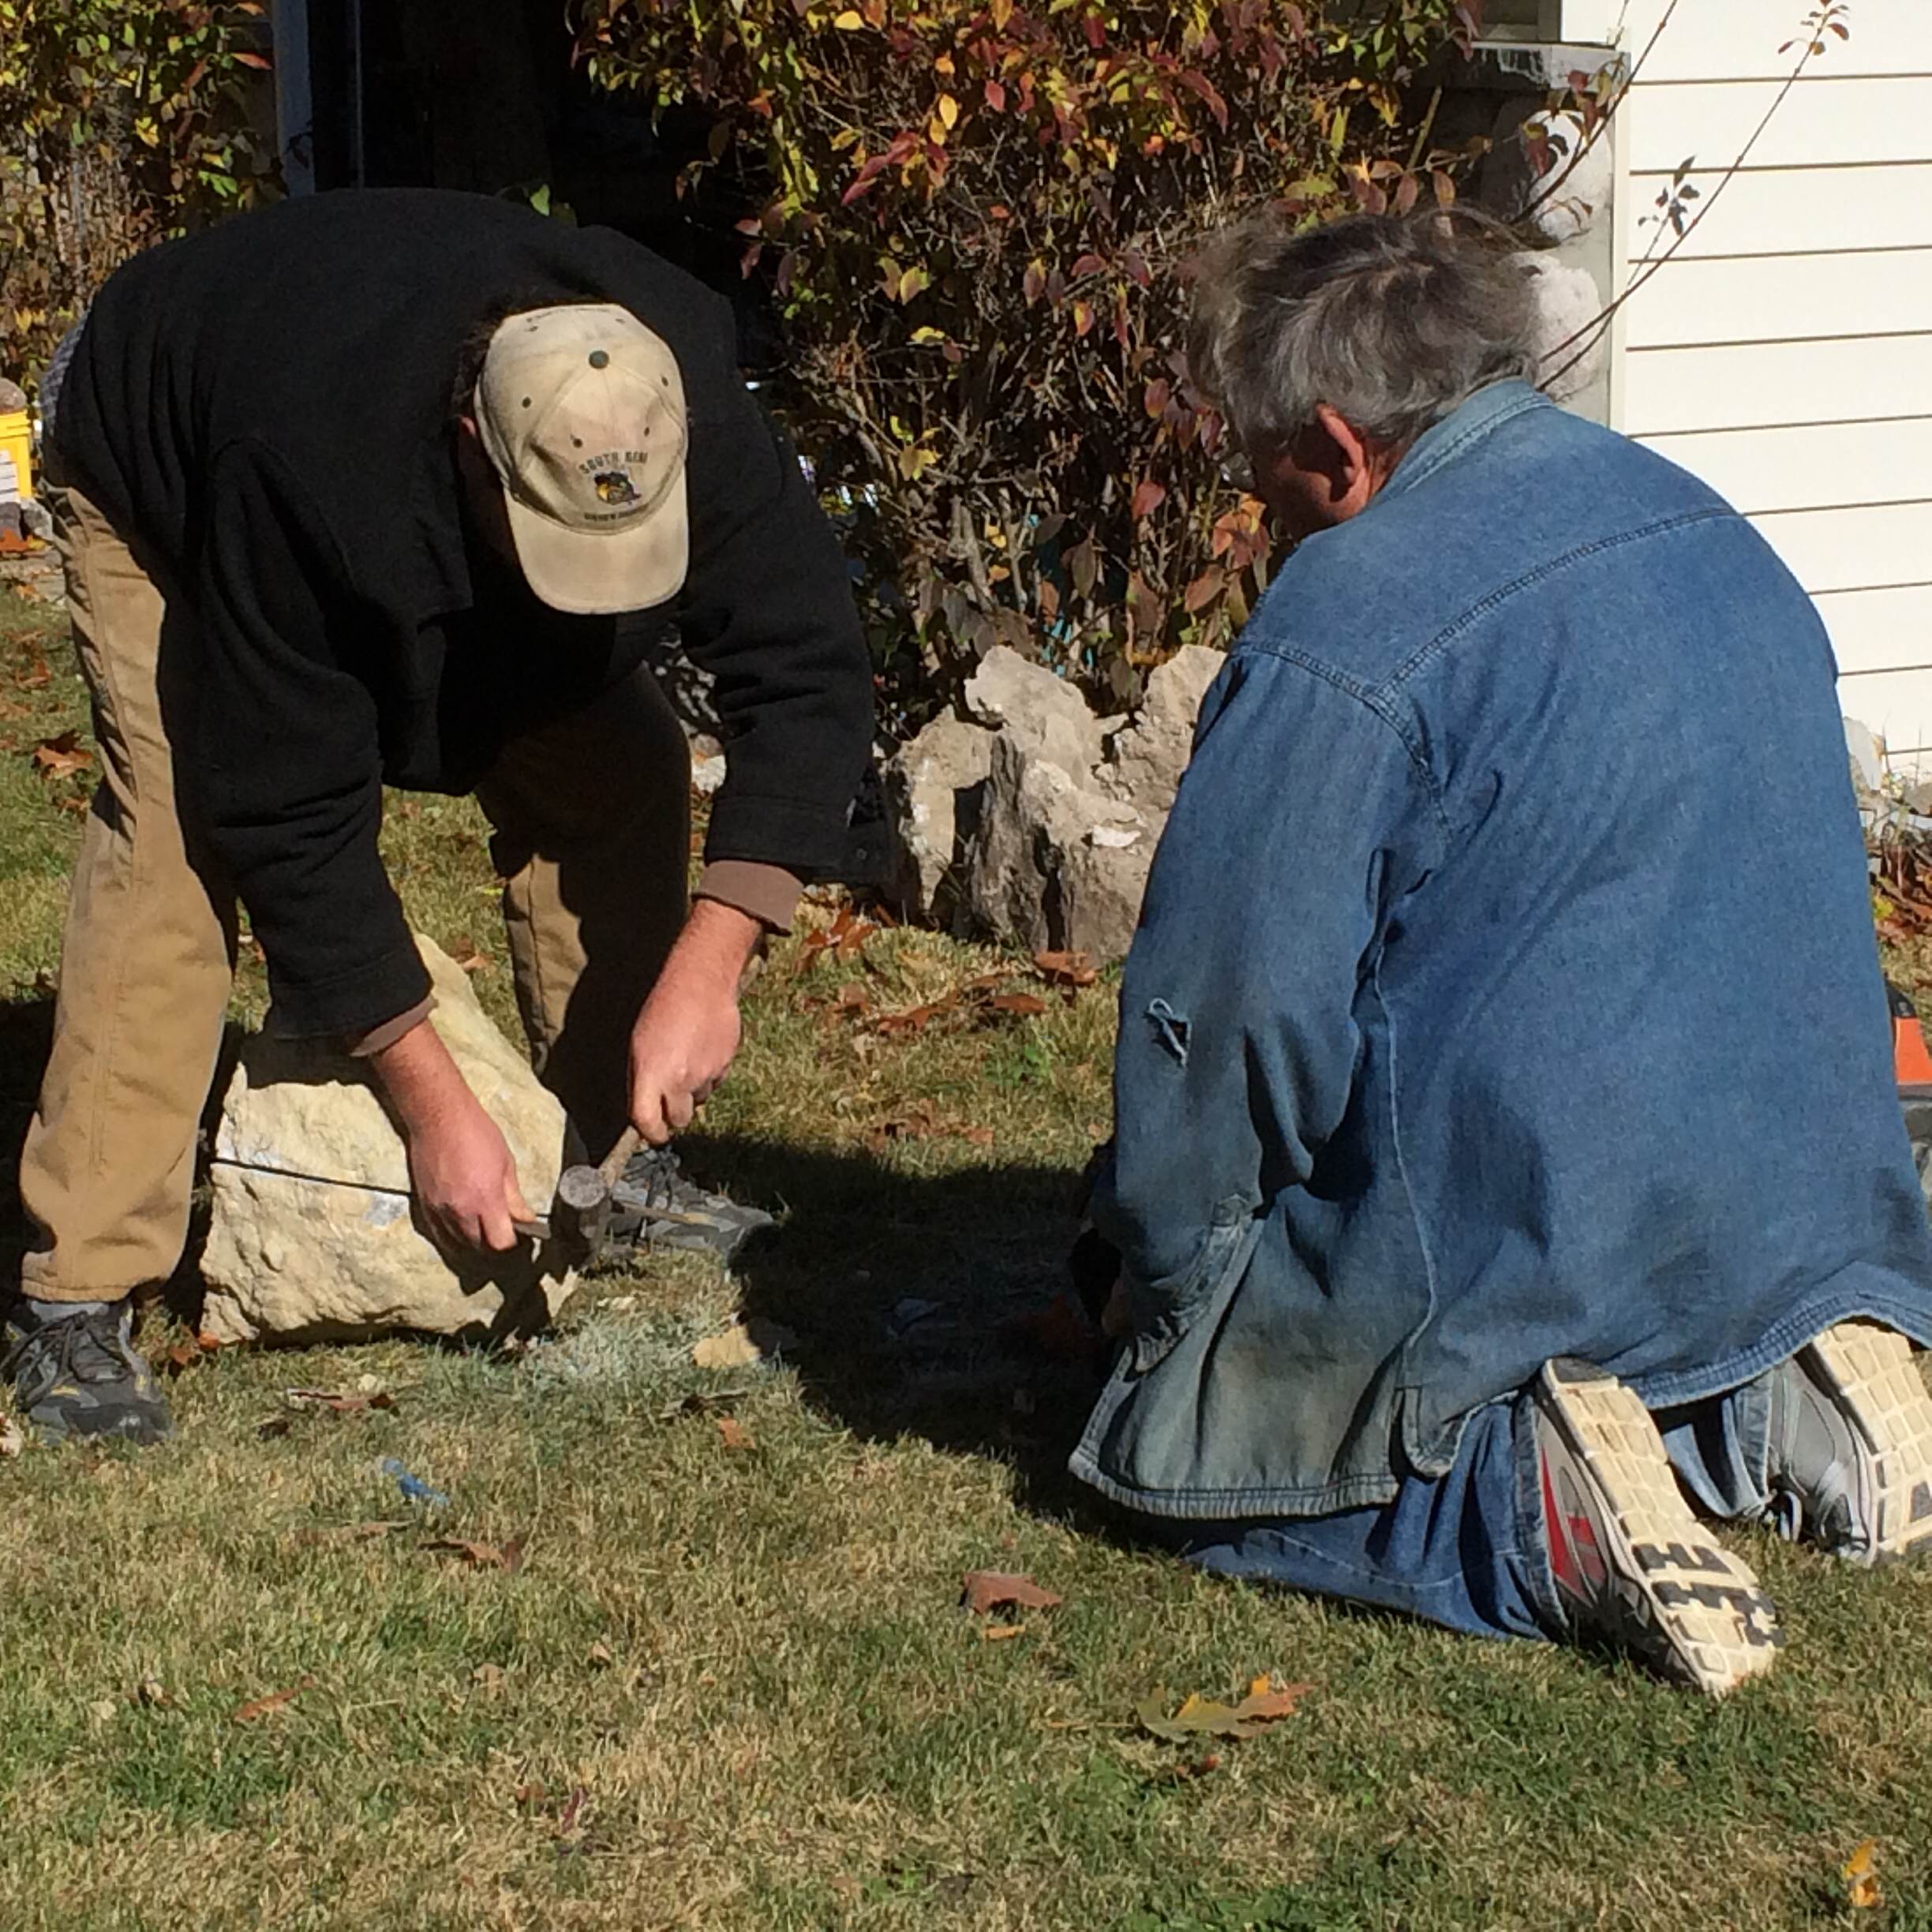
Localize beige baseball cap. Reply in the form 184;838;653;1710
473;302;690;616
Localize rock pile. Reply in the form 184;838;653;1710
200;935;581;1345
885;644;1223;962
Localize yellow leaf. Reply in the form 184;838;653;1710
1249;1674;1271;1698
1844;1840;1881;1910
909;326;947;343
833;8;863;25
937;92;960;128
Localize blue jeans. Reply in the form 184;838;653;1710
1170;1370;1782;1642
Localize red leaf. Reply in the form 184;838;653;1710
988;991;1047;1017
231;49;272;70
1130;478;1166;521
232;1676;314;1722
1069;252;1106;279
962;1571;1064;1615
984;78;1006;111
1182;567;1226;613
1032;949;1099;987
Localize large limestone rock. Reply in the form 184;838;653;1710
964;645;1106;780
965;733;1154;961
884;712;995;923
200;936;581;1345
1099;645;1223;818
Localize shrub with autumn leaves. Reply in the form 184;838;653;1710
574;0;1486;723
0;1;276;393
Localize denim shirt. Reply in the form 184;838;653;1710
1073;381;1932;1521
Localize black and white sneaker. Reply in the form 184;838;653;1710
1765;1321;1932;1566
608;1148;776;1264
1532;1358;1781;1694
4;1299;172;1446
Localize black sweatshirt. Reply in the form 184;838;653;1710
54;189;874;1040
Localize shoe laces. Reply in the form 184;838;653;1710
4;1305;137;1397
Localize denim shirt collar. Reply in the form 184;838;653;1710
1372;380;1552;512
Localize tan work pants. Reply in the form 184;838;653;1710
18;477;689;1303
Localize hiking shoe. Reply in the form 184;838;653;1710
3;1299;171;1446
608;1148;775;1264
1531;1358;1780;1694
1765;1320;1932;1566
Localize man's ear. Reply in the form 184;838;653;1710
1310;403;1383;521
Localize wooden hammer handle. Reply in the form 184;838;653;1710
597;1124;645;1191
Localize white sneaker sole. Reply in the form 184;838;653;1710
1799;1322;1932;1566
1537;1363;1782;1695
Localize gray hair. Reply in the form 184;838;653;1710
1186;208;1541;457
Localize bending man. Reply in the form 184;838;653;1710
9;189;874;1445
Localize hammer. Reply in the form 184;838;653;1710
515;1124;642;1263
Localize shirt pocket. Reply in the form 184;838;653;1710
1128;1193;1260;1376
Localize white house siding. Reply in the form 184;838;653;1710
1566;0;1932;758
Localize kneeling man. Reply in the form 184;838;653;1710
1075;210;1932;1693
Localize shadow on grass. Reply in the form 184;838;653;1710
0;992;1115;1516
684;1129;1118;1524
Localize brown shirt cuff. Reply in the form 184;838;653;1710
345;994;436;1058
695;860;803;934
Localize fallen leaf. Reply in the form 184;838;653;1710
233;1676;315;1722
691;1318;799;1369
159;1338;205;1377
0;1416;24;1457
134;1676;170;1709
31;731;91;781
284;1387;396;1415
981;1623;1028;1642
515;1779;547;1810
295;1521;406;1547
16;656;50;689
88;1698;119;1724
422;1535;527;1574
1844;1839;1881;1910
1136;1676;1312;1744
834;981;871;1014
447;933;492;973
557;1786;589;1836
987;991;1047;1018
472;1663;507;1695
1150;1753;1222;1784
960;1125;996;1148
586;1640;614;1668
715;1414;755;1451
1033;949;1099;987
256;1414;294;1440
962;1571;1064;1616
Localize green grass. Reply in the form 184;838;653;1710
0;583;1928;1929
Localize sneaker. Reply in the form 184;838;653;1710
1765;1320;1932;1566
3;1299;172;1446
1531;1358;1780;1694
608;1148;776;1264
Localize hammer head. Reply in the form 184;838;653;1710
549;1159;617;1261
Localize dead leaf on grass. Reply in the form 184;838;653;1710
988;991;1048;1017
31;731;91;781
795;907;878;974
284;1387;396;1415
472;1662;507;1696
980;1623;1028;1642
1844;1839;1881;1910
16;656;51;690
232;1676;315;1722
691;1318;799;1370
961;1571;1063;1616
256;1414;294;1440
134;1676;171;1709
1033;949;1099;987
447;934;492;974
0;1415;24;1458
586;1641;614;1668
714;1414;755;1451
1136;1676;1312;1744
557;1785;590;1836
295;1521;407;1547
422;1534;527;1574
833;981;871;1015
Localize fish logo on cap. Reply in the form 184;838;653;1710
593;469;641;507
